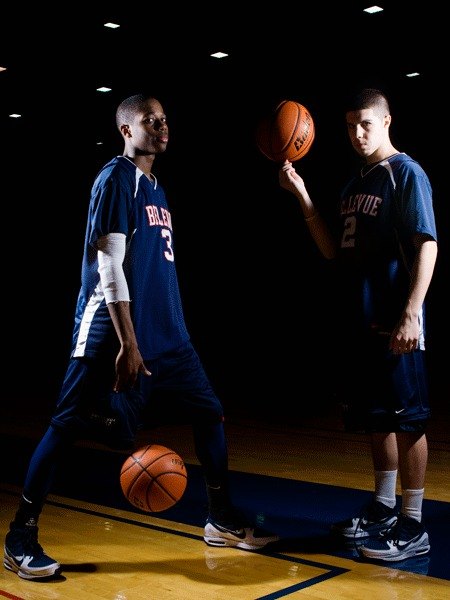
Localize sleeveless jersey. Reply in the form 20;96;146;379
72;156;189;359
336;152;437;348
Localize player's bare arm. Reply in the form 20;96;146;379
390;236;438;354
107;301;151;391
279;160;336;260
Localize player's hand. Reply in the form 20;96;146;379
279;160;308;197
389;318;419;354
113;346;151;392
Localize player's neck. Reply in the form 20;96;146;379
123;153;155;178
367;143;399;165
361;150;400;177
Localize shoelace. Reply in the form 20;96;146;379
211;507;249;530
354;504;382;538
377;515;409;544
23;527;45;556
355;505;373;531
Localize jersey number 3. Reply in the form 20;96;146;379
162;228;175;261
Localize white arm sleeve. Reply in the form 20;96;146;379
97;233;130;304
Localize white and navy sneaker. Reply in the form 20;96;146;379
4;523;61;580
359;514;430;561
331;501;398;539
204;517;279;551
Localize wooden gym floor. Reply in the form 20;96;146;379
1;401;449;600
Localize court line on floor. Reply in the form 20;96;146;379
44;495;350;599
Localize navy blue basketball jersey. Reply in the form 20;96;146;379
72;156;189;359
337;152;437;347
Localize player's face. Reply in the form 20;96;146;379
345;108;389;161
128;99;169;155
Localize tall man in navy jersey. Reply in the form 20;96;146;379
278;88;437;562
4;94;278;581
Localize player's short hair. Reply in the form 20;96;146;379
116;94;156;130
345;88;390;117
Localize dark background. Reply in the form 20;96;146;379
0;3;447;425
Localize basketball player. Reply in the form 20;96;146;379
3;94;278;580
278;88;437;561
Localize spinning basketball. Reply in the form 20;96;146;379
256;99;315;162
120;444;187;512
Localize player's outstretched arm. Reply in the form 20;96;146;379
279;161;336;260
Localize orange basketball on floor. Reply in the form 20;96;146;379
120;444;187;512
256;99;315;163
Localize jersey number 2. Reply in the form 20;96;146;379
341;216;356;248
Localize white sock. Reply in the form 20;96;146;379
401;488;424;522
374;470;398;509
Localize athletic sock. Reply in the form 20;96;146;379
374;469;398;509
13;494;42;528
401;488;424;522
206;481;234;519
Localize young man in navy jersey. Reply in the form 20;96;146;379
278;88;437;562
4;94;278;581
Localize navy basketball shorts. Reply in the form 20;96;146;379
51;341;224;437
341;334;431;434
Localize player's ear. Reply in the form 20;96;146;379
384;114;392;128
120;124;132;138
